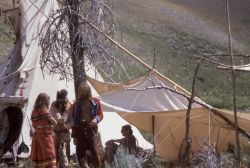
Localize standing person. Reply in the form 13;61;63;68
50;89;72;168
30;93;57;168
71;83;104;168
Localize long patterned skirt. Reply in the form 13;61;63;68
30;129;56;168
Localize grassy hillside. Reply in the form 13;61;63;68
0;1;13;9
0;1;15;64
0;0;250;110
167;0;250;53
111;0;250;110
0;20;14;65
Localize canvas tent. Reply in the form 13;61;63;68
1;0;250;162
88;70;250;160
0;0;152;158
234;64;250;72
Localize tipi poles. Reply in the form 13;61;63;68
226;0;240;166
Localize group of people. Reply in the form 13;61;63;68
29;83;138;168
30;83;103;168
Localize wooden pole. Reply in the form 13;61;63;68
82;19;193;96
152;115;156;156
179;62;200;166
12;0;15;8
153;47;156;69
225;0;240;166
83;17;250;142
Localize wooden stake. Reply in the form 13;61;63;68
152;115;156;156
226;0;240;166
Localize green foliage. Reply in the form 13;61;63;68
22;158;33;167
0;19;14;64
1;0;250;111
111;0;250;111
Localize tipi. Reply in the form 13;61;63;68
0;0;152;159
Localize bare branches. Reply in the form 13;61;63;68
40;0;129;82
191;144;222;168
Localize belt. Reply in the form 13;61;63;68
36;125;52;129
54;129;69;133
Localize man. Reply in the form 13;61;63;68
71;83;103;168
50;89;72;168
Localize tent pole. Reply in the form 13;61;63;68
12;0;15;8
152;115;156;156
226;0;240;166
81;18;192;95
83;17;250;142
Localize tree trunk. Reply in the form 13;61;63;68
68;0;87;97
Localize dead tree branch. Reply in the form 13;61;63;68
177;62;200;166
40;0;128;89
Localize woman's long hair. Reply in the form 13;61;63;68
55;89;68;112
122;125;138;155
33;93;50;111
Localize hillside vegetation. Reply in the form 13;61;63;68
0;1;15;64
0;0;250;110
111;0;250;110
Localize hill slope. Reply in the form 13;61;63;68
0;0;250;110
0;1;15;64
111;0;250;110
167;0;250;52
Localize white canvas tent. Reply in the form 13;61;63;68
1;0;250;162
88;70;250;160
0;0;152;158
234;64;250;71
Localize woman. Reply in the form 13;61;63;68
103;125;138;164
30;93;57;168
111;125;138;154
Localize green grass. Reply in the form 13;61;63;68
0;19;14;64
118;21;245;110
112;0;250;111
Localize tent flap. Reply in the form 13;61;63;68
88;72;250;160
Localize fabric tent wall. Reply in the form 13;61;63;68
2;0;65;158
99;112;152;149
3;0;248;162
119;108;246;160
88;71;250;160
60;79;153;153
234;64;250;72
0;0;152;157
153;111;246;161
